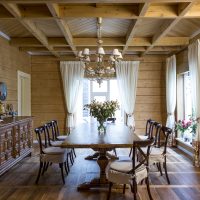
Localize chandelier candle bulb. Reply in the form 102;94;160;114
98;47;105;55
78;51;83;58
83;48;90;55
118;52;123;59
113;49;120;56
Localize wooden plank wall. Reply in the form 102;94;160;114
0;37;30;111
31;55;167;135
176;49;189;74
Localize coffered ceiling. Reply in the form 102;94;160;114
0;0;200;58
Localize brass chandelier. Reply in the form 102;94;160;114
77;17;123;86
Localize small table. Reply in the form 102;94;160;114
60;123;141;190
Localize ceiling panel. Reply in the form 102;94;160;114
0;19;32;37
167;19;200;37
134;19;169;37
102;18;131;37
65;18;97;37
33;19;63;37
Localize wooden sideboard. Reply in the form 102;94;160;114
0;116;33;175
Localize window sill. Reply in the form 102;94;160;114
175;138;194;149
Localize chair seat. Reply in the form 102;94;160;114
138;135;148;140
57;135;68;140
149;153;165;164
107;160;147;184
43;147;66;155
50;140;63;147
110;161;132;173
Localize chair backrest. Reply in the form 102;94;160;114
45;121;57;142
35;125;50;154
145;119;155;137
151;122;162;146
131;138;154;175
51;120;60;138
156;125;172;154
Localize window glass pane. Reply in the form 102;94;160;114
82;79;124;123
93;96;106;102
184;73;192;119
92;81;107;92
110;79;123;123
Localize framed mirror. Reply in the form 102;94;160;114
0;82;7;101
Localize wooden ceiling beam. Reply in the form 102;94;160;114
142;1;195;56
10;37;43;46
2;2;59;57
122;3;150;54
2;3;200;19
127;46;183;52
59;5;138;19
19;46;72;52
10;37;189;47
74;38;126;46
47;3;76;55
1;0;194;4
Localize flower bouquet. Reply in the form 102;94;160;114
175;119;192;138
84;100;119;133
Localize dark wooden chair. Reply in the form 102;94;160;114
129;119;155;157
45;122;73;168
106;138;154;200
35;125;69;184
51;120;76;158
149;125;172;184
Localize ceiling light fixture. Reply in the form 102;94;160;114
77;17;123;86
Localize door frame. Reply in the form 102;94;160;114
17;70;31;116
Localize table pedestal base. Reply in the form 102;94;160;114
78;149;111;190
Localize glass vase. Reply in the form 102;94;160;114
97;120;106;134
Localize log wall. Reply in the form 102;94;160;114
0;37;30;111
31;55;167;134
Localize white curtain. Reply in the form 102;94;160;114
188;40;200;143
166;55;176;129
116;61;139;128
60;61;84;129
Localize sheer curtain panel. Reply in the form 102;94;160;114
188;40;200;167
116;61;139;129
166;55;176;129
60;61;84;131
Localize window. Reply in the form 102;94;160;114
177;72;192;140
81;79;124;123
183;73;192;119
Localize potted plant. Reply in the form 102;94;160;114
175;119;192;140
84;100;119;133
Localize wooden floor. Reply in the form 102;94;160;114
0;147;200;200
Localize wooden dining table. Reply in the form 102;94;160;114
60;123;142;190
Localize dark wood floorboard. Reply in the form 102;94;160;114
0;147;200;200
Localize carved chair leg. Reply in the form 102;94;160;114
67;153;70;172
132;179;137;200
72;148;76;157
123;184;126;194
156;162;163;176
69;151;74;165
59;163;65;184
42;162;46;175
64;162;69;175
113;148;117;156
107;182;113;200
145;177;153;200
129;148;132;157
163;159;170;184
35;162;43;184
159;162;163;176
45;162;49;172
